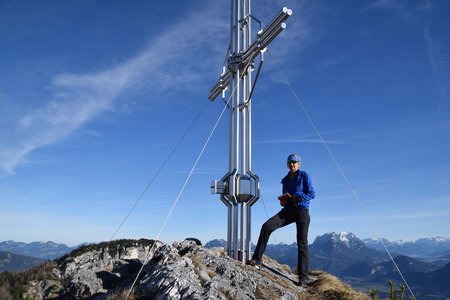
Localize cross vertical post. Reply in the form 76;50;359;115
210;0;292;262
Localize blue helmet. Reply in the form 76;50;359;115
287;153;301;163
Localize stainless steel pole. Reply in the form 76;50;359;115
210;0;291;263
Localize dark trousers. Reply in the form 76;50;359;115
252;208;310;280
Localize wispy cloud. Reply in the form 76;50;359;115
424;21;450;103
375;209;450;222
0;3;228;174
314;206;450;225
314;55;347;72
170;166;226;176
360;0;418;23
255;137;356;145
254;130;358;146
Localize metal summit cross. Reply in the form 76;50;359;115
209;0;292;262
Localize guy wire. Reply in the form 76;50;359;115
110;101;210;241
126;94;230;298
260;193;278;244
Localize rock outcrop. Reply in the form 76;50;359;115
14;239;369;299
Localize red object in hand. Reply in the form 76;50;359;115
278;193;292;206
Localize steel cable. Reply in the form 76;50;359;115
110;101;210;241
259;193;278;244
125;97;230;298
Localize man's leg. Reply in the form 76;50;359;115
252;210;295;262
296;208;310;281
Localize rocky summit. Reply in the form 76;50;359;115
11;239;369;299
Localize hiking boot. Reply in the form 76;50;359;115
297;277;312;286
246;259;262;268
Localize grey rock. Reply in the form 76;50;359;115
134;240;304;300
19;239;325;299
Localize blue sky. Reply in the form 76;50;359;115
1;0;449;247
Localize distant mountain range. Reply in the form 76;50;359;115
3;234;450;298
0;240;77;260
206;232;450;299
293;233;450;299
0;251;47;272
363;236;450;263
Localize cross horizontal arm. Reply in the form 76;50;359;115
208;7;292;101
209;69;232;101
240;7;292;64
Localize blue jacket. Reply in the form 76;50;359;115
281;170;315;209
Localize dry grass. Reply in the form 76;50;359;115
260;268;292;290
218;287;236;300
298;270;370;300
263;255;292;274
190;253;217;283
106;287;136;300
254;282;286;300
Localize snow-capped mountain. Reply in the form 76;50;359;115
363;236;450;258
309;232;388;274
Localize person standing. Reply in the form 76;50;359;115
247;153;315;285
